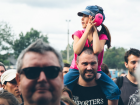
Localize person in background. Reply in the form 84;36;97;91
67;48;108;105
0;89;19;105
101;63;111;78
119;72;126;77
63;63;70;76
0;62;6;90
115;48;140;105
1;69;23;104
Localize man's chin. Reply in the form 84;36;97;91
32;92;52;103
83;76;95;82
129;71;136;77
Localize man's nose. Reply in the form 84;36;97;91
37;71;47;82
87;64;92;70
135;62;139;68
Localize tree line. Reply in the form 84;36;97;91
0;22;128;70
0;22;49;65
61;44;127;70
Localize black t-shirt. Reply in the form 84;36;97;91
72;84;108;105
120;76;139;105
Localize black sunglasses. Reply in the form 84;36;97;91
20;66;61;79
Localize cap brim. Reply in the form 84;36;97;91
77;11;91;16
1;70;17;85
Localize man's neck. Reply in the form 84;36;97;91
78;76;97;87
127;73;138;85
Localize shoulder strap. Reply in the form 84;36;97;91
116;76;124;89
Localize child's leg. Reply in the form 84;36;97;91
64;68;79;91
97;71;121;100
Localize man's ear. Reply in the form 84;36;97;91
16;73;20;86
2;84;6;89
124;62;128;68
76;61;79;69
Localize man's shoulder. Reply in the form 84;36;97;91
115;76;124;89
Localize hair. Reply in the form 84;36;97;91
124;48;140;63
98;24;111;49
16;39;64;73
62;86;73;99
101;63;109;75
64;63;70;68
77;47;98;63
0;89;19;105
61;96;76;105
0;62;6;71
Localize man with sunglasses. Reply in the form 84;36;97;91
1;69;22;104
16;39;65;105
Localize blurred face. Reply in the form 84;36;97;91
0;66;5;83
3;79;21;97
0;98;9;105
125;54;140;77
81;14;89;29
76;52;98;82
18;51;63;105
63;67;69;76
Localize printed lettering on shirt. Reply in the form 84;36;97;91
73;96;104;105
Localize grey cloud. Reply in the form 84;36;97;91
2;0;89;8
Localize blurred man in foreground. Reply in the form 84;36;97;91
16;39;65;105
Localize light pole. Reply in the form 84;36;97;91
66;20;71;63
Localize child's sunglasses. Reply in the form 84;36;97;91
20;66;61;79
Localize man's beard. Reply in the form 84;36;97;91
129;68;136;77
80;69;97;82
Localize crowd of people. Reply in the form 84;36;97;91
0;5;140;105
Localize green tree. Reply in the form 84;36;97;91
0;22;15;65
103;47;127;70
0;22;15;51
12;28;49;58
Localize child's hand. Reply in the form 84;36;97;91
86;15;96;34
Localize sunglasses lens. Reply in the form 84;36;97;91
23;67;40;79
44;66;60;79
22;66;61;79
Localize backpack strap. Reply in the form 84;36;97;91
116;76;124;89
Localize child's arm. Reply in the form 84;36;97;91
92;26;106;55
73;32;88;55
73;16;96;55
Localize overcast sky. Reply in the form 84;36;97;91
0;0;140;51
